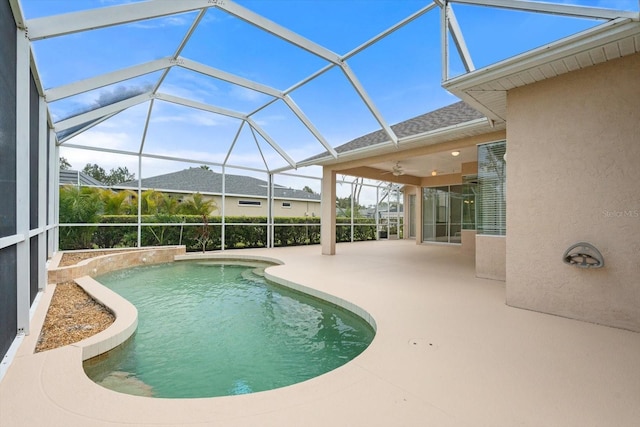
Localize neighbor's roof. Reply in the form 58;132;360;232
303;101;485;163
59;170;105;187
118;168;320;201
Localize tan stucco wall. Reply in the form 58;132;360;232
461;230;476;256
476;235;505;280
506;53;640;331
195;194;320;218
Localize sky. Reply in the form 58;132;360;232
20;0;640;198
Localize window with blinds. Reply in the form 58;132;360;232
477;141;507;236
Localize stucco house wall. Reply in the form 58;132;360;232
216;195;320;218
506;52;640;331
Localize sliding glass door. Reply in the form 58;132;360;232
422;185;475;244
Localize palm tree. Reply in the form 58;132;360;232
180;192;217;216
159;193;181;215
99;189;136;215
138;189;163;215
58;185;103;249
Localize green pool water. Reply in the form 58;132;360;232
84;261;375;398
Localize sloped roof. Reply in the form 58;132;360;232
304;101;485;163
119;168;320;201
59;170;105;187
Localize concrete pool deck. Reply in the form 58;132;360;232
1;240;639;426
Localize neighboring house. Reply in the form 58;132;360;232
118;168;320;218
59;169;105;187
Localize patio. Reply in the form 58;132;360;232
1;240;638;426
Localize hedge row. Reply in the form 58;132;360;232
59;215;379;251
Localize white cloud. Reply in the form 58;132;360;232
60;142;138;176
229;86;269;103
253;114;287;127
130;14;192;30
65;130;135;151
151;111;237;127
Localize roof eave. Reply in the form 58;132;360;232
443;18;640;121
298;117;496;167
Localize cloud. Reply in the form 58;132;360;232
58;84;153;121
59;131;139;173
229;86;270;103
64;129;136;150
158;80;220;104
151;111;238;127
253;114;287;127
130;14;193;30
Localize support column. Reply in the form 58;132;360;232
415;185;423;244
267;172;273;248
320;167;336;255
15;27;30;334
136;155;142;248
37;96;46;290
52;142;60;253
47;129;57;257
221;166;226;251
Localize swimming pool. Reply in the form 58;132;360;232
84;260;375;398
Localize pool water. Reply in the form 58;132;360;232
84;261;375;398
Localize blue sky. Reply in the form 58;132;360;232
21;0;639;194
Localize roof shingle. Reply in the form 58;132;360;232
119;168;320;201
304;101;484;162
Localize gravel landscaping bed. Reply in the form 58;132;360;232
37;250;127;352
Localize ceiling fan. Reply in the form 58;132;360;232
382;162;404;176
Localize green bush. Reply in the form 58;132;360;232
58;215;378;251
336;217;377;242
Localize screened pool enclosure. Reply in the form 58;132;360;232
12;0;633;253
2;0;638;362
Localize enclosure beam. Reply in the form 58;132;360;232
446;4;475;72
343;2;438;60
282;95;338;158
248;126;270;172
223;122;245;166
450;0;638;20
62;143;268;175
440;2;449;82
155;93;246;120
57;113;118;144
26;0;216;41
172;10;207;58
217;1;342;64
54;92;152;131
246;118;297;169
45;58;173;102
180;58;282;98
340;62;398;146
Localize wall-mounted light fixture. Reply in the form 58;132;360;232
431;170;437;176
451;151;460;157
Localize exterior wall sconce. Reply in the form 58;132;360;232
431;170;437;176
563;242;604;268
451;151;460;156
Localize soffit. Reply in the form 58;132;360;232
443;19;640;122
